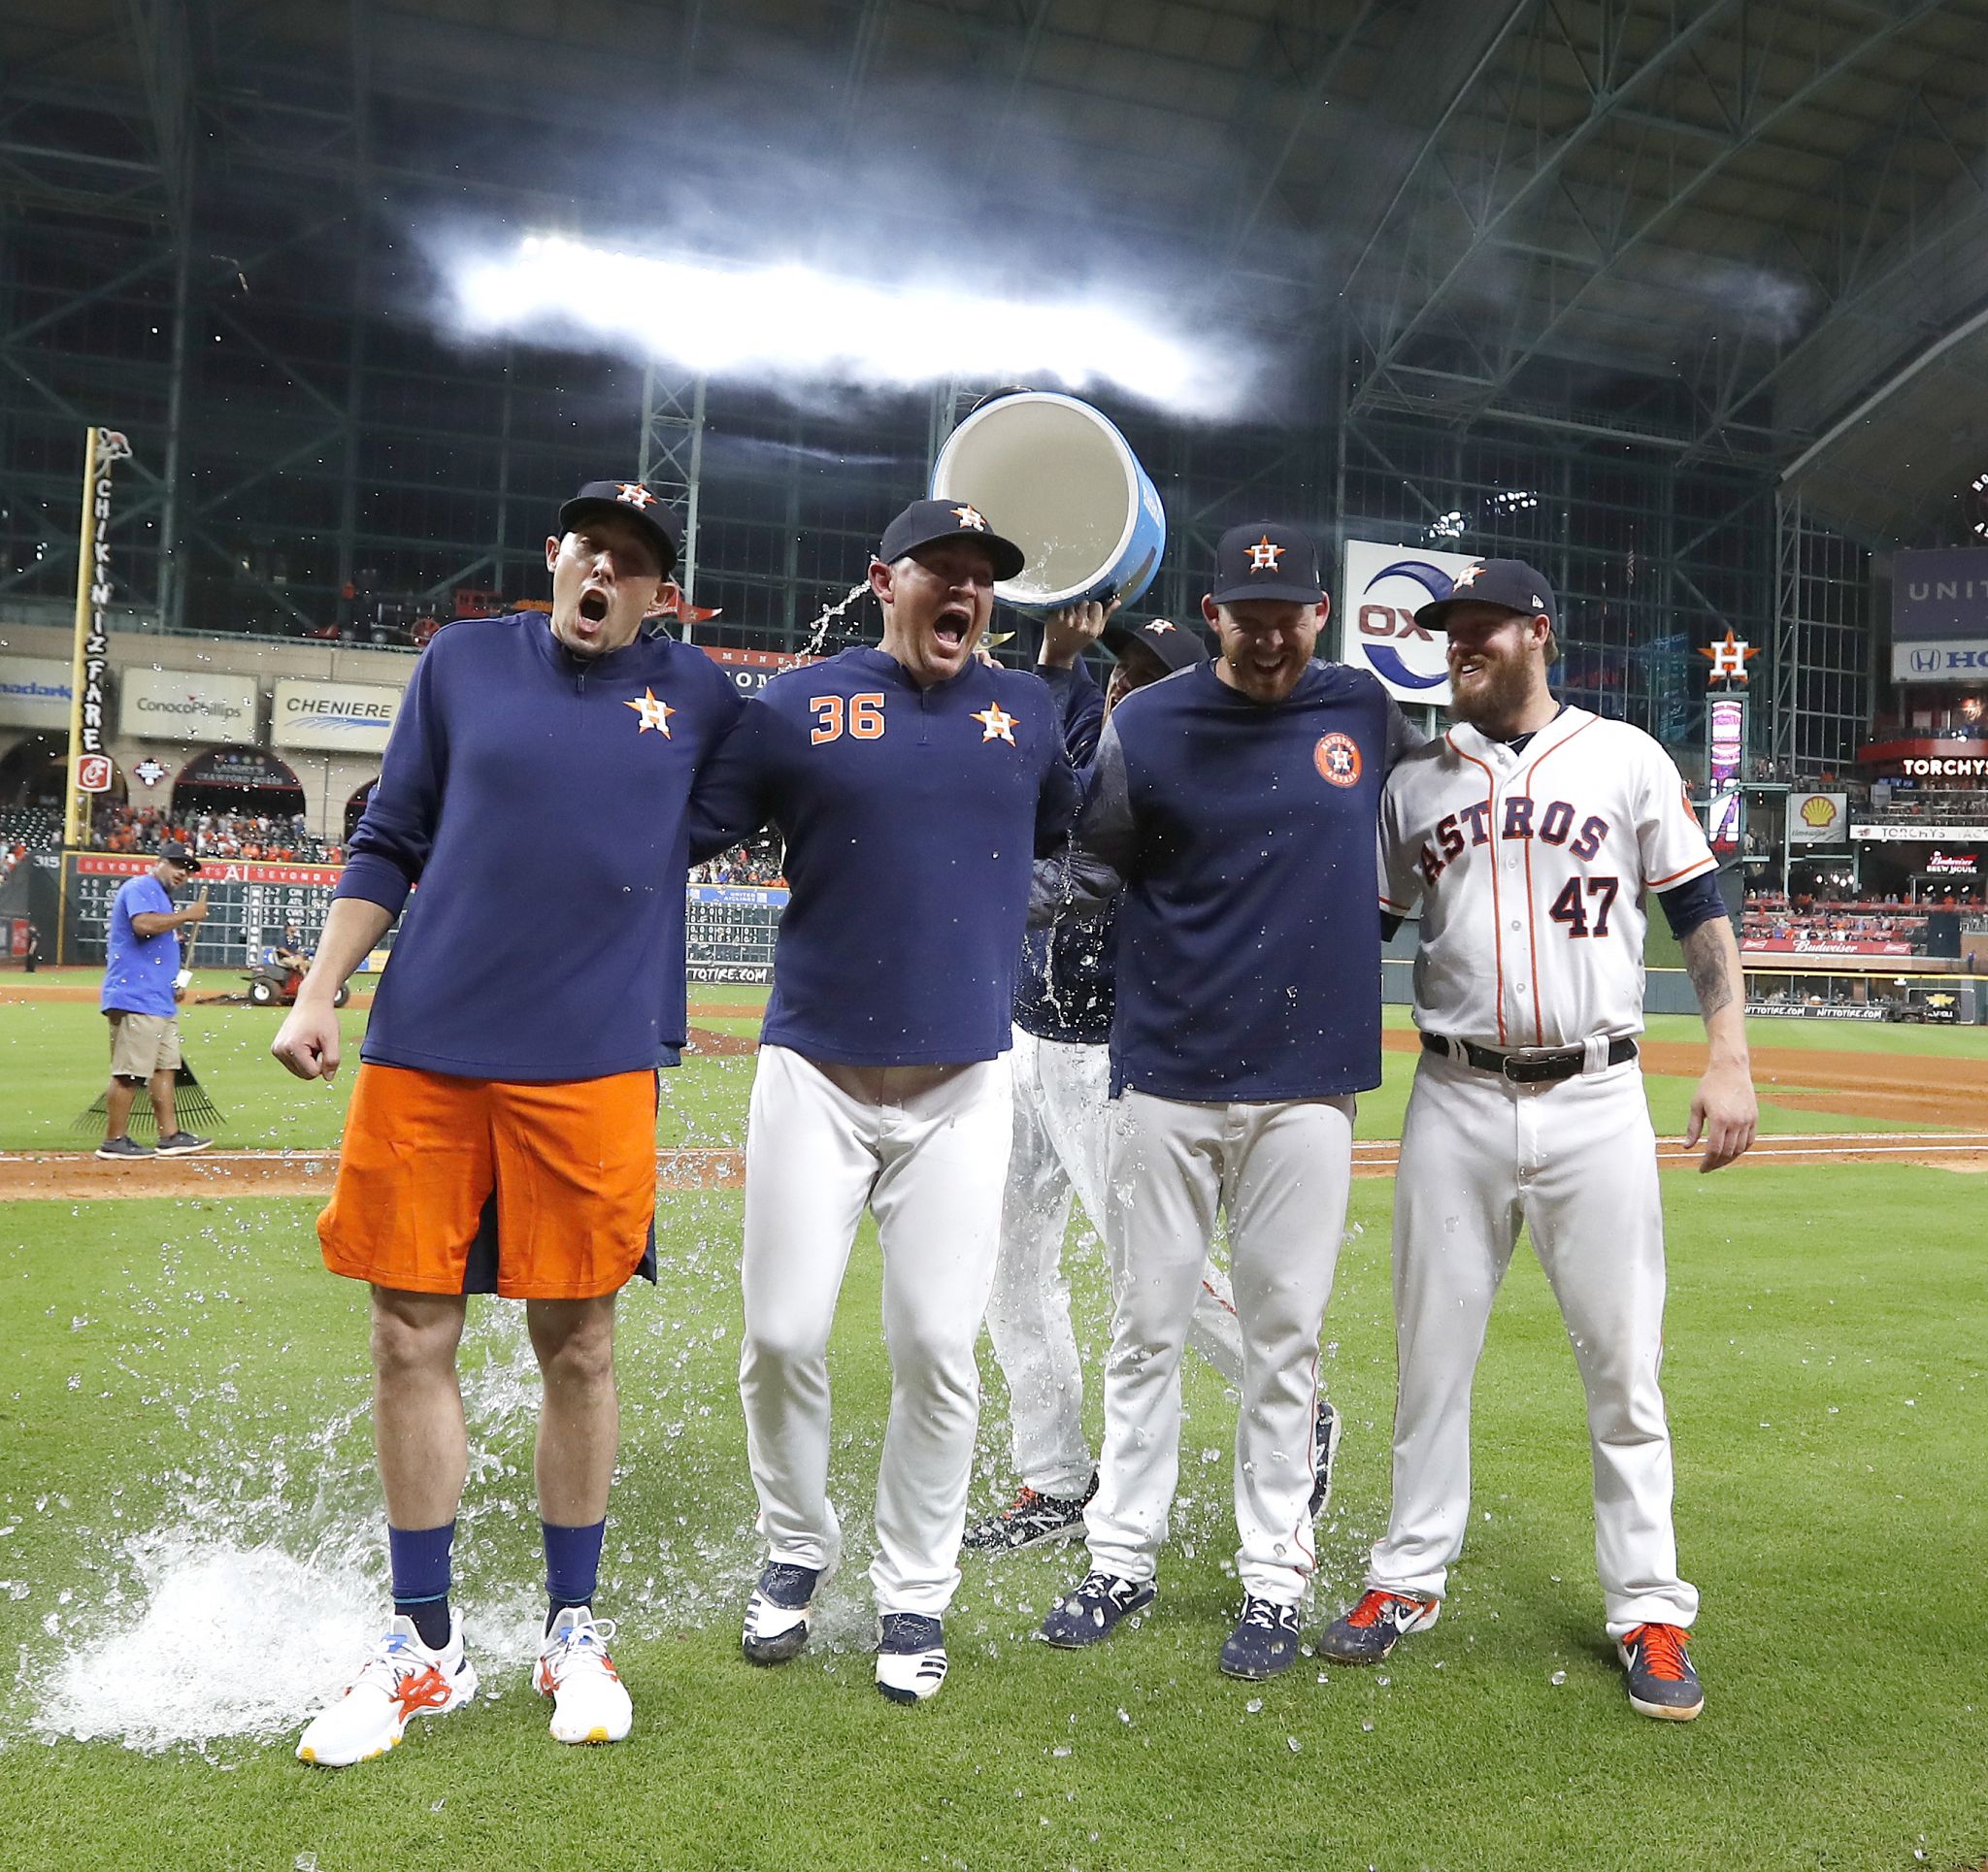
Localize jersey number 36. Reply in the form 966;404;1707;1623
811;693;886;744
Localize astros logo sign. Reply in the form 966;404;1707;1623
1340;540;1481;706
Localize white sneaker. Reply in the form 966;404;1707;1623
536;1606;632;1744
876;1613;947;1704
296;1611;478;1767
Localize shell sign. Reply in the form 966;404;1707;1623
1790;791;1847;844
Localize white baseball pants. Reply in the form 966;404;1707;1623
1366;1049;1698;1638
1084;1089;1354;1606
985;1026;1245;1497
739;1044;1011;1617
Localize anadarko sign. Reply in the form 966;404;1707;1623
118;667;259;743
271;677;404;753
0;655;75;729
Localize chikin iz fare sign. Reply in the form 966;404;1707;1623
62;426;133;843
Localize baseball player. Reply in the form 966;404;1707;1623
687;498;1079;1703
1316;557;1756;1723
1032;522;1416;1681
280;480;743;1764
973;606;1342;1553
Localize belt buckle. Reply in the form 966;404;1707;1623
1501;1047;1565;1085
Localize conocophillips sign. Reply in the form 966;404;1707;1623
1339;541;1482;706
271;677;405;753
118;667;258;743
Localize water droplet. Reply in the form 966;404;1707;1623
1549;1670;1567;1687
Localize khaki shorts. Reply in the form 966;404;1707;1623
108;1011;182;1079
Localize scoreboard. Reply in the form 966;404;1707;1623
61;857;787;985
64;854;340;969
685;883;785;984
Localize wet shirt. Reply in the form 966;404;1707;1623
1033;659;1415;1100
689;645;1080;1067
101;874;179;1018
1011;660;1114;1046
335;611;744;1081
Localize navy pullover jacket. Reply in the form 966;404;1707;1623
1011;661;1114;1046
1031;658;1416;1101
689;644;1080;1067
335;611;744;1080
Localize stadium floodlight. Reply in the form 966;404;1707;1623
447;233;1252;416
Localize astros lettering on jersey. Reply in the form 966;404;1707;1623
1379;706;1716;1046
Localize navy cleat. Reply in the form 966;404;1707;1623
1618;1623;1704;1722
964;1472;1098;1553
1315;1588;1441;1663
742;1561;827;1666
876;1614;947;1703
1040;1570;1156;1650
1219;1595;1302;1681
1308;1399;1342;1520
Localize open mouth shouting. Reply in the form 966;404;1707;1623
931;603;974;658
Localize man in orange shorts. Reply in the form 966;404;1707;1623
273;480;743;1765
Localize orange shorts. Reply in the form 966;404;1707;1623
317;1064;659;1300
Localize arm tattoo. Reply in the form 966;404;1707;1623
1680;917;1736;1022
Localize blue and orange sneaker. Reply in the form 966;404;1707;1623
1618;1623;1704;1721
1315;1588;1440;1664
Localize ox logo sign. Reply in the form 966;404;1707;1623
1339;541;1483;706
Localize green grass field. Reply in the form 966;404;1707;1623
1;984;1984;1869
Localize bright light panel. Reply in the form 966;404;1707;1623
449;234;1248;416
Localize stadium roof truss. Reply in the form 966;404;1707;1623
0;0;1983;655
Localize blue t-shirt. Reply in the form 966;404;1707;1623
689;645;1081;1067
1036;660;1415;1101
334;612;745;1081
101;874;179;1017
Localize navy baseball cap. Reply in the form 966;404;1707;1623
877;499;1026;580
557;480;681;576
157;841;201;872
1413;558;1558;634
1209;521;1327;606
1102;616;1209;673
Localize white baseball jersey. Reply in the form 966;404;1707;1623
1378;706;1716;1047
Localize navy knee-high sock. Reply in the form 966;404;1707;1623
388;1521;456;1652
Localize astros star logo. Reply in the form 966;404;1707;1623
625;688;675;736
951;504;988;532
1450;563;1483;589
1697;627;1760;684
971;703;1018;744
1145;620;1176;634
615;482;658;509
1247;535;1285;571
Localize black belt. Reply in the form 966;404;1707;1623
1421;1032;1638;1085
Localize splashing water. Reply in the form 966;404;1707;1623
798;581;872;658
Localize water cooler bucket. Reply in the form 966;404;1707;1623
930;391;1166;612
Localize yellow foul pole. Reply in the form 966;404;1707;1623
61;426;104;848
